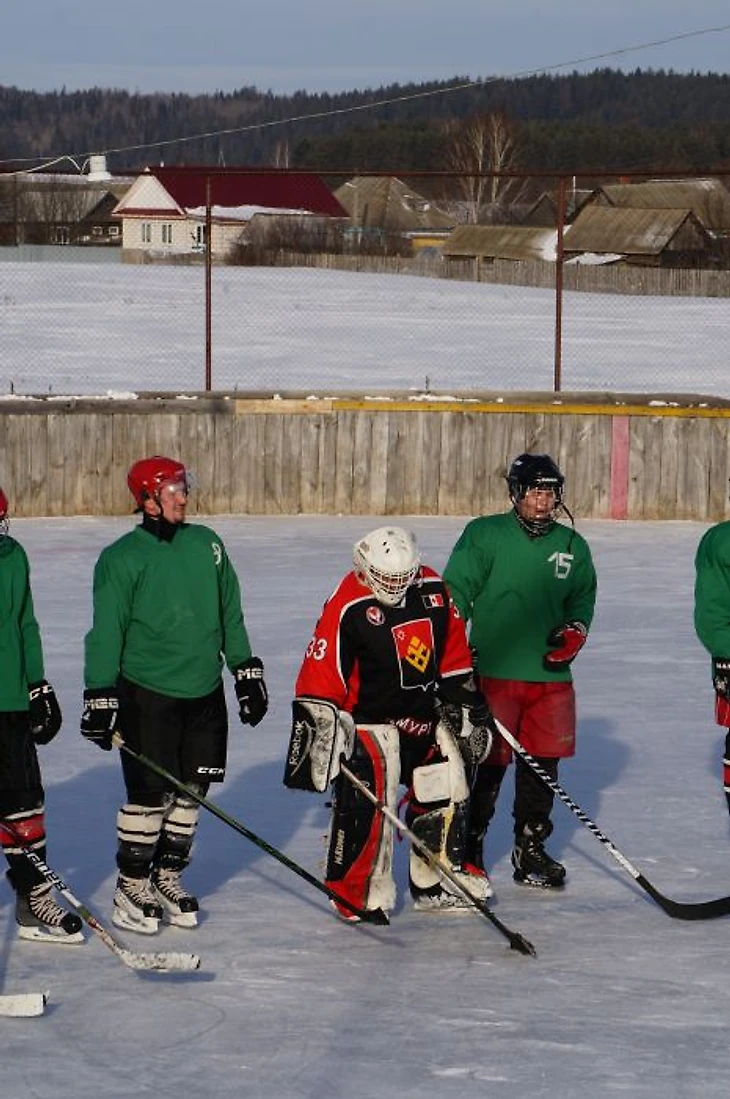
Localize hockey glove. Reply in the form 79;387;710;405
80;687;119;751
712;658;730;703
233;657;268;727
28;680;62;746
437;675;496;768
544;621;588;670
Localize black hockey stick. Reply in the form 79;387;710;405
115;738;389;926
1;819;200;971
493;718;730;921
340;762;536;956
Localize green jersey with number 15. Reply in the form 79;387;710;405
443;510;597;682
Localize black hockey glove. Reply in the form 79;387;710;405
713;658;730;703
28;680;62;746
544;621;588;671
80;687;119;751
233;657;268;727
437;675;496;769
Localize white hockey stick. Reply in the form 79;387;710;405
2;822;200;972
0;992;47;1017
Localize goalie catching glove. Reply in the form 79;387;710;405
283;698;356;792
436;674;495;768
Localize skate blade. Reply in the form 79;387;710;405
163;909;199;929
113;906;160;936
17;925;84;945
513;873;566;890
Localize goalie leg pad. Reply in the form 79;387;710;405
407;725;471;894
284;698;355;792
325;725;399;913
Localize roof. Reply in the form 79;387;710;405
564;206;710;254
334;176;454;230
442;224;557;261
115;167;346;219
594;179;730;231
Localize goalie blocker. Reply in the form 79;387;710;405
284;698;356;793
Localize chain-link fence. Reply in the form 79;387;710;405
1;168;729;398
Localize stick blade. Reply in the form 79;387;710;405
119;949;201;972
0;992;48;1017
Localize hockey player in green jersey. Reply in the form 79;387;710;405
694;512;730;816
81;456;268;935
443;453;597;890
0;487;83;943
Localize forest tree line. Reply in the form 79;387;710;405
1;69;729;177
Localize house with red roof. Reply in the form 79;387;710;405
113;166;348;261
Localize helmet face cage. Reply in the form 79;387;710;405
506;454;564;534
127;456;191;509
353;526;421;607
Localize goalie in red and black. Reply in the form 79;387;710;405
283;526;495;921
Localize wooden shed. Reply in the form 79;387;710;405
563;206;712;266
442;224;557;262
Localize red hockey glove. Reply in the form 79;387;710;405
712;658;730;703
28;680;62;746
234;657;269;727
544;621;588;670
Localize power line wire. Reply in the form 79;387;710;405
3;22;729;172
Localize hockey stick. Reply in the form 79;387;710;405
339;762;536;956
0;992;47;1017
115;738;390;926
2;820;200;972
493;718;730;921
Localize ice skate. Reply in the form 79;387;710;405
16;882;84;944
113;874;163;935
151;866;199;928
412;865;492;912
512;822;566;889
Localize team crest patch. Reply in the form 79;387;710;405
391;618;435;689
366;605;385;626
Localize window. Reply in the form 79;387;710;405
141;223;152;243
161;223;173;245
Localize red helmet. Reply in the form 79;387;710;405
127;456;188;508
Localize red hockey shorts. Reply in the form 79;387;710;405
478;677;576;767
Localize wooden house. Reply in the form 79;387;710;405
114;167;347;261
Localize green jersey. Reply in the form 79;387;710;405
0;535;45;711
443;510;597;682
84;522;253;698
694;520;730;657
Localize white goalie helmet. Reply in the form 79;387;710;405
353;526;421;606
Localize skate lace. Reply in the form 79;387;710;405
28;886;67;927
119;875;159;906
153;868;190;904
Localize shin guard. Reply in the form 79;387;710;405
408;724;471;895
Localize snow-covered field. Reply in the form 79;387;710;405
3;513;730;1099
0;262;727;398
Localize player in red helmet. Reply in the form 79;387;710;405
81;455;268;935
0;488;82;943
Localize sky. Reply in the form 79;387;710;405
2;5;730;96
0;261;727;399
4;513;730;1098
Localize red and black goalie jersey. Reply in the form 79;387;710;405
295;566;473;729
